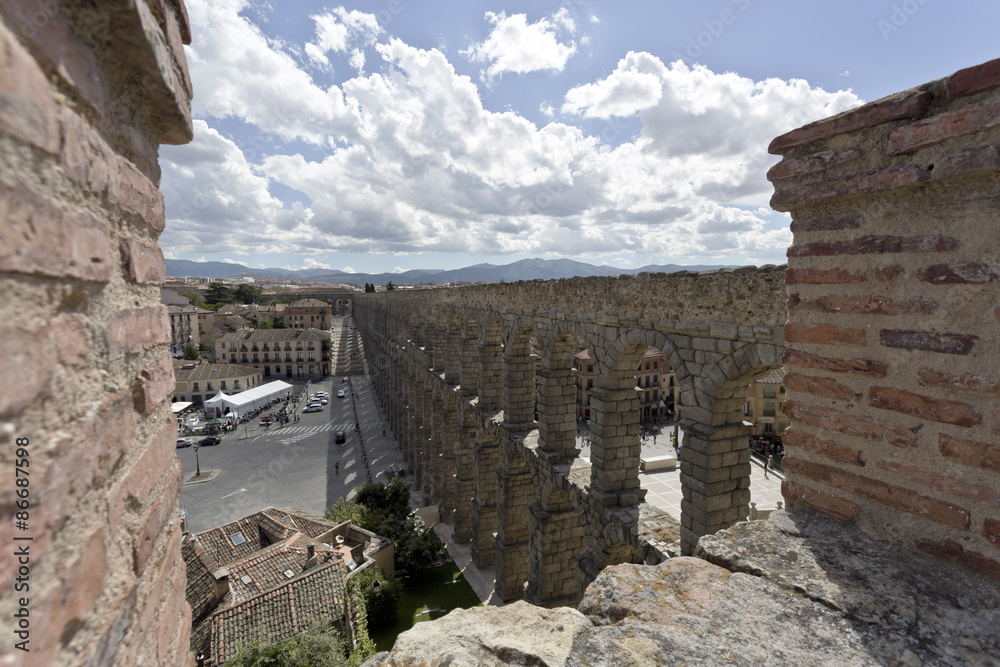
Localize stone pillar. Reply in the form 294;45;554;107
536;366;579;462
478;341;504;411
678;419;752;555
525;494;584;607
452;408;478;543
471;426;500;567
503;352;536;428
460;329;479;399
444;326;461;385
493;449;533;601
439;392;459;518
588;381;645;507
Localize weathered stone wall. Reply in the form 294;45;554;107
770;58;1000;577
0;1;193;665
355;267;787;603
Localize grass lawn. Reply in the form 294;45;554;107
370;561;483;652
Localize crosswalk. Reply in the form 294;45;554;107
272;424;347;435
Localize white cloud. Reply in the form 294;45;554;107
302;257;332;270
305;7;382;69
164;4;864;269
462;8;577;79
539;101;555;117
341;266;356;274
392;267;405;273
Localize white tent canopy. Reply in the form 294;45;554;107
203;381;293;418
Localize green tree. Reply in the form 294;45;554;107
205;282;234;305
223;619;350;667
385;281;395;291
182;342;199;360
273;317;288;329
234;283;262;304
364;283;375;293
389;515;441;575
254;317;273;329
325;496;369;526
179;290;208;309
347;566;402;630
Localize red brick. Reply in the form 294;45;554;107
783;349;888;377
0;16;59;153
880;329;978;355
789;214;862;233
915;539;1000;579
784;372;857;402
783;400;917;448
888;101;1000;154
121;237;166;284
112;161;167;231
788;235;960;258
157;577;189;662
769;90;931;154
767;148;862;181
0;325;54;416
939;433;1000;473
109;415;179;533
869;386;982;427
106;306;171;358
785;267;866;285
946;57;1000;98
137;526;184;639
785;322;865;347
783;457;971;530
934;144;1000;180
60;108;116;193
50;313;89;366
133;354;176;414
0;0;105;114
918;369;1000;396
783;429;864;466
917;262;998;284
133;461;183;575
782;478;860;520
877;461;999;508
54;526;107;632
985;518;1000;549
788;294;936;316
0;181;114;282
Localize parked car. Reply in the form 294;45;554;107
198;436;221;446
303;404;323;413
176;438;193;448
337;390;345;398
335;431;346;444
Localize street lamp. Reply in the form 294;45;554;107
193;442;201;477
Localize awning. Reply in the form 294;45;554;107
171;401;193;413
201;381;293;418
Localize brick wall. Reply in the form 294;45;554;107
770;58;1000;578
0;1;194;664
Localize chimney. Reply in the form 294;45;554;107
304;544;317;570
212;568;230;600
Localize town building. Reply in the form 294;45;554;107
168;304;215;357
285;298;333;330
574;347;676;422
216;328;332;380
184;507;394;665
744;368;787;460
172;359;263;407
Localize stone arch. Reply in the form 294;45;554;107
495;441;535;601
503;323;537;428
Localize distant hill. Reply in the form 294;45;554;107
165;257;731;285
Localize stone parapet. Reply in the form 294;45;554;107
0;1;193;664
770;57;1000;576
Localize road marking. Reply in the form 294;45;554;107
221;488;246;499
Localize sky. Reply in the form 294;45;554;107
159;0;1000;275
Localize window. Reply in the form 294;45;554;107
763;402;775;417
764;422;774;434
193;382;199;391
230;531;246;546
221;381;227;389
764;385;776;399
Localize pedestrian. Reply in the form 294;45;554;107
764;454;772;479
335;462;339;475
382;428;386;437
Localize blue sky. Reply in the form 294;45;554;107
159;0;999;275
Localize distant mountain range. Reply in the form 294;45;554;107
164;257;731;286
